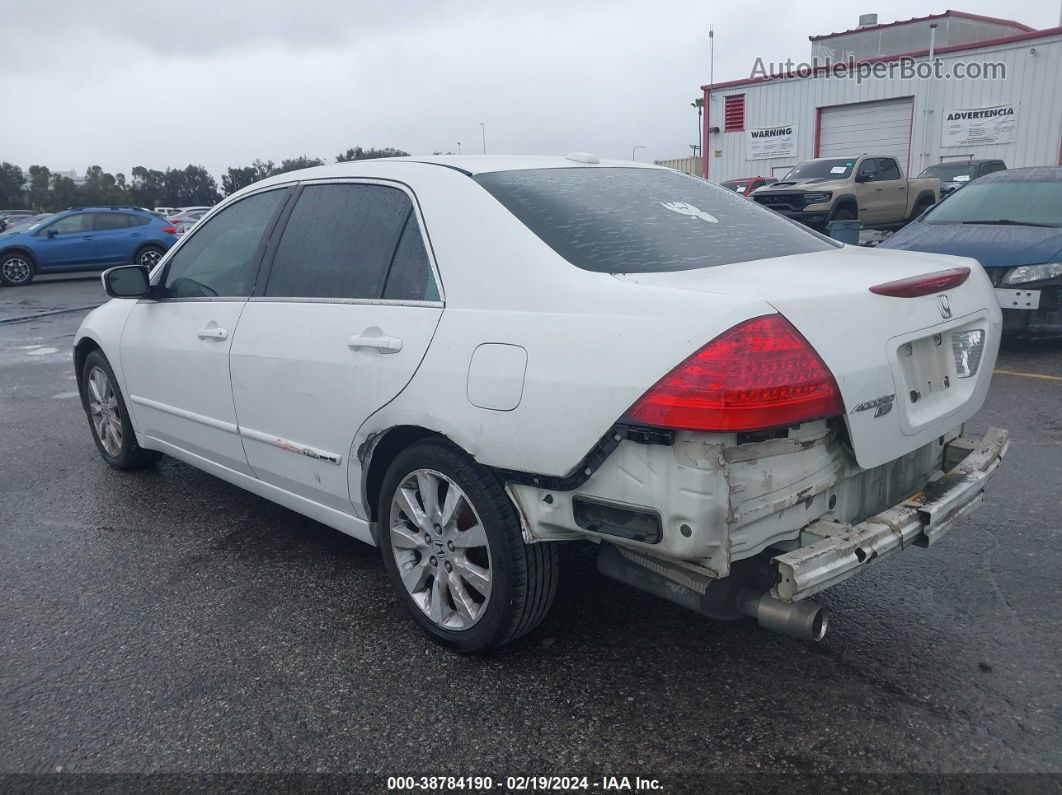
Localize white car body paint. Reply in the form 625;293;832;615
75;155;1006;594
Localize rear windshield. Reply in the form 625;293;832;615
473;168;835;273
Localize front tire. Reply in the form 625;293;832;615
378;439;559;653
829;206;856;223
80;350;162;470
0;252;36;286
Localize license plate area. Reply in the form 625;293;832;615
890;317;989;435
995;288;1040;310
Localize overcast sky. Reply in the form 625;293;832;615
1;0;1057;178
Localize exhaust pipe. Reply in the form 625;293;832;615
736;588;828;642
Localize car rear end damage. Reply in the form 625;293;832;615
512;423;1008;641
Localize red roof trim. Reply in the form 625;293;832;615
808;10;1034;42
701;26;1062;92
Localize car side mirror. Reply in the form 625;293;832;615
855;173;869;183
46;228;58;237
102;265;151;299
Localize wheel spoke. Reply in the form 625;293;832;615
454;557;491;598
439;486;465;529
451;521;487;549
428;573;449;625
395;484;429;531
87;374;103;403
400;558;431;593
390;523;425;550
449;572;479;624
416;472;440;521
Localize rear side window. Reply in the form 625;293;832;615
474;168;835;273
161;188;289;299
878;159;901;180
265;184;418;300
94;213;132;230
382;214;439;301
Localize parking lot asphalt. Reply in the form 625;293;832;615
1;278;1060;782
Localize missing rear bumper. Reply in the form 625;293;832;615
771;427;1009;602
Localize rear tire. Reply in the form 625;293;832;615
909;197;934;222
378;439;559;653
0;252;36;286
135;245;165;269
80;350;162;470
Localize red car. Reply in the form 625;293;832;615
720;176;776;197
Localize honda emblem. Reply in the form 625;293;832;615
937;295;952;319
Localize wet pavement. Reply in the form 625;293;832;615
1;278;1060;782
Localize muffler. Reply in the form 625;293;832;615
736;588;828;642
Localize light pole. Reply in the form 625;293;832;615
479;123;486;154
632;145;645;161
457;142;461;154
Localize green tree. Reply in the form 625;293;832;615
0;162;26;208
163;165;220;206
49;174;79;211
27;165;51;210
336;146;409;162
130;166;166;208
276;155;325;174
221;159;275;196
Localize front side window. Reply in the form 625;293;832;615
48;213;91;234
858;159;879;182
160;188;289;299
878;159;901;180
920;163;975;181
474;167;836;274
265;183;424;300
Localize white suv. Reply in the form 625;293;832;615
76;155;1007;652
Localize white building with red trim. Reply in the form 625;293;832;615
700;11;1062;182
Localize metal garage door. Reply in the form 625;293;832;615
818;98;914;175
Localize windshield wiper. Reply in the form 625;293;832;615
960;219;1060;228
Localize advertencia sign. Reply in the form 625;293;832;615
941;104;1018;147
747;124;797;160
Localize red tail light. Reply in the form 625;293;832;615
869;267;969;297
624;314;844;433
162;225;177;235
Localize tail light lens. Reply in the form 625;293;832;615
162;225;177;234
869;267;969;297
624;314;844;433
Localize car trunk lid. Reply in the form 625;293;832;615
614;245;1001;469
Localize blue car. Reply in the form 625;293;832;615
0;207;178;286
882;167;1062;336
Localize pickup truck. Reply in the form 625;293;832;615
751;155;940;231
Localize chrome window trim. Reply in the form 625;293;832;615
249;296;443;308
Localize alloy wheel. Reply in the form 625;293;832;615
388;469;492;630
2;257;31;284
87;366;123;456
139;248;162;268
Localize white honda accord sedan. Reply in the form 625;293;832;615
75;154;1009;652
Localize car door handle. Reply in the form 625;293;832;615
131;232;143;237
348;333;403;353
197;327;228;341
82;235;95;239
